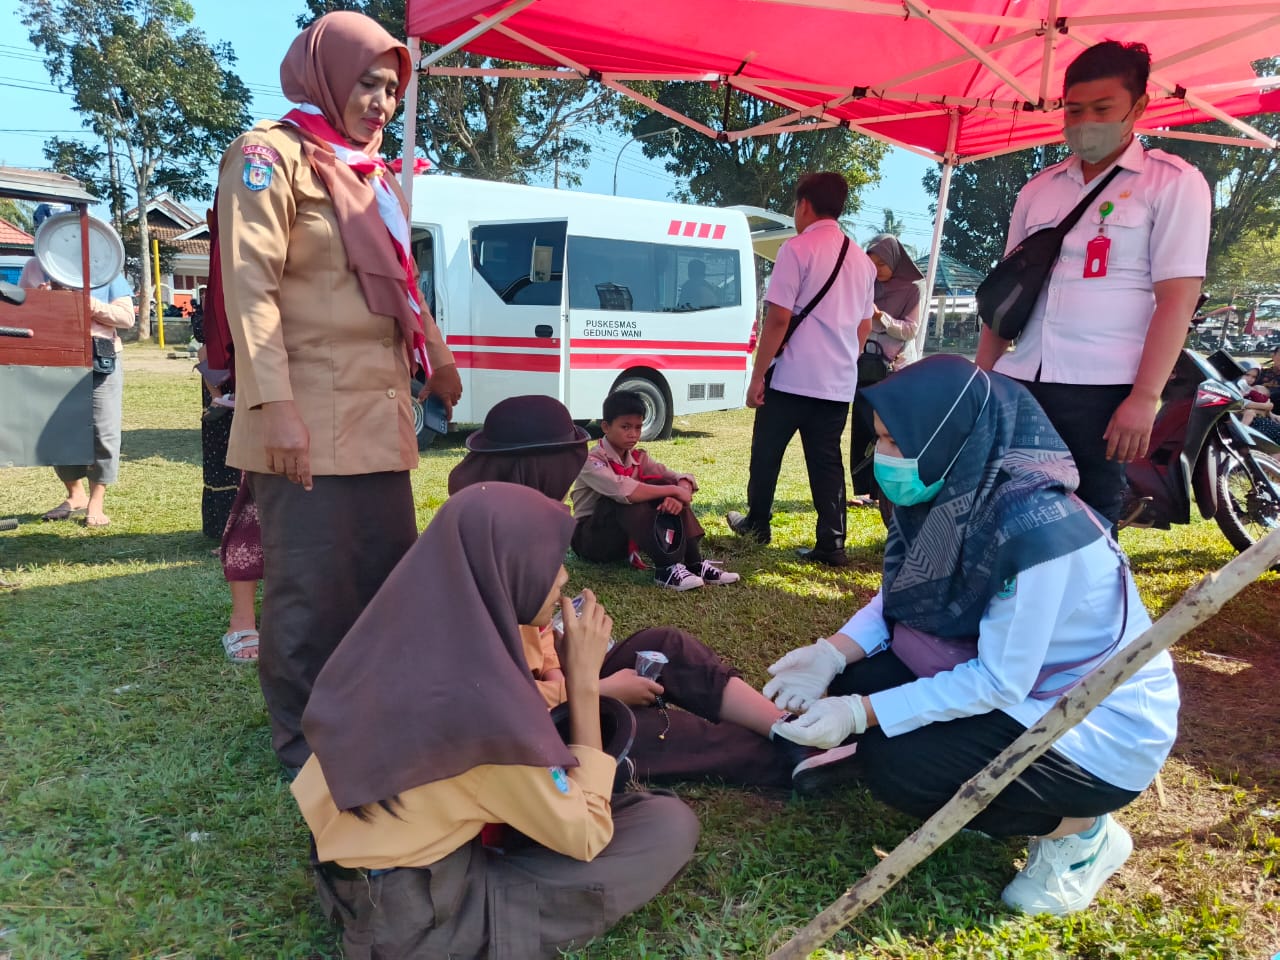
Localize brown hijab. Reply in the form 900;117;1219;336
303;483;578;812
280;11;409;153
279;13;423;357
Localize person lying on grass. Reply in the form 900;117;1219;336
292;483;699;960
449;394;857;794
569;389;740;591
767;355;1180;917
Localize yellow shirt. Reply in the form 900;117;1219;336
521;624;567;708
292;746;617;870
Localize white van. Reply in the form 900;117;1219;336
410;175;757;441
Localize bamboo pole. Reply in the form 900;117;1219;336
771;528;1280;960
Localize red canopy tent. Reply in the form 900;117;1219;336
399;0;1280;333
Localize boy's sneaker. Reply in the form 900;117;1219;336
696;560;740;585
1000;814;1133;916
656;563;704;591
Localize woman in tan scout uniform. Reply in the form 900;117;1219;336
216;11;461;773
294;484;700;960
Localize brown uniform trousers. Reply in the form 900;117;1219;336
315;791;699;959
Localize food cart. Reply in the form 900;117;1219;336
0;167;103;468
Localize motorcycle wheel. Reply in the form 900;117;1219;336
1214;448;1280;552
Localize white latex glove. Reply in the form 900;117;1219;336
762;637;847;712
770;695;868;749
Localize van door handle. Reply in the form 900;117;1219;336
534;324;554;338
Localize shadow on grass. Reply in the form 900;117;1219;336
0;529;210;572
122;427;201;465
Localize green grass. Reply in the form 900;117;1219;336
1;344;1277;958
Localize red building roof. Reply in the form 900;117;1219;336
0;217;34;249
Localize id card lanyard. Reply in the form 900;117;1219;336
1084;200;1113;279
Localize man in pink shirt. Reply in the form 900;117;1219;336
728;173;877;565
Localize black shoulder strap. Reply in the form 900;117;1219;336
774;235;851;359
1057;165;1123;235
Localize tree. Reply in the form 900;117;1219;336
22;0;251;338
617;84;887;211
922;146;1067;272
299;0;613;185
879;208;905;238
1156;119;1280;277
0;200;34;233
1206;224;1280;305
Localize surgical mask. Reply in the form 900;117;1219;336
872;367;993;507
874;452;944;506
1063;106;1134;164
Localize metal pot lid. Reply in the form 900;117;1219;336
33;211;125;289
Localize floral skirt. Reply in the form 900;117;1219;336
219;474;263;582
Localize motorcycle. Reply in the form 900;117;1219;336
1120;348;1280;552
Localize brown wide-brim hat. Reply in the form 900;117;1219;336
466;395;591;453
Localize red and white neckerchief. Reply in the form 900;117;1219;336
282;104;431;373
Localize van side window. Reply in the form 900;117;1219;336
567;236;741;313
471;221;567;306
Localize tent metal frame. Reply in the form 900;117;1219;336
401;0;1280;348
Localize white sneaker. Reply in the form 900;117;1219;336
696;560;740;585
656;563;704;591
1000;814;1133;916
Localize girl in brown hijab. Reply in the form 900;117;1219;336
292;484;700;960
215;11;462;772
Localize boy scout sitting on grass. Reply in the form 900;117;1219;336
569;390;739;591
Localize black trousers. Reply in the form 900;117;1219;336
1018;380;1131;524
743;385;850;551
571;498;704;571
829;653;1139;837
251;471;417;767
849;396;879;498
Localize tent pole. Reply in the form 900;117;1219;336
920;110;958;355
401;36;421;204
418;0;539;68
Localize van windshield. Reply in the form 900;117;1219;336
567;236;740;313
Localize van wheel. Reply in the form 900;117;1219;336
411;378;435;450
612;375;672;441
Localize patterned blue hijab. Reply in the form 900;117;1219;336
861;355;1103;637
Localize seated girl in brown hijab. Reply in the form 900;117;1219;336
292;483;699;960
449;396;859;793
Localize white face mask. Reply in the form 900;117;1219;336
1063;104;1135;164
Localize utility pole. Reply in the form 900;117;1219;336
105;135;123;233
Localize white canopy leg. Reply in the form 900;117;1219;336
919;110;958;356
401;36;421;204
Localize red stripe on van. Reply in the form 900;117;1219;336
448;335;559;349
712;224;726;240
452;351;561;373
569;338;749;352
668;219;682;235
572;354;747;371
697;222;711;238
681;221;697;237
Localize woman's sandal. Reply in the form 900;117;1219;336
43;502;87;521
847;495;879;508
221;629;260;663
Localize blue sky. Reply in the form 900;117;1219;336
0;0;939;246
